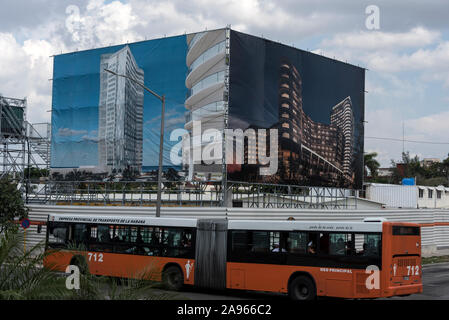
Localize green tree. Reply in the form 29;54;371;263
23;167;49;181
0;230;73;299
0;178;28;233
0;232;178;300
364;152;380;179
122;166;138;181
389;152;449;186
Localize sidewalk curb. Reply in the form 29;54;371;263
422;261;449;268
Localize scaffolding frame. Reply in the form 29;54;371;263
0;96;51;187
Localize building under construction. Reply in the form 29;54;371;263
0;95;51;183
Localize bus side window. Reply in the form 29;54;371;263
354;233;381;256
231;230;250;253
251;231;270;253
48;223;68;247
98;225;111;243
365;234;381;256
270;232;283;252
72;223;88;248
307;233;319;255
329;233;353;256
140;227;152;244
287;232;307;254
181;230;192;248
319;233;330;255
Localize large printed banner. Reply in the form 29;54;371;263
51;35;188;172
228;31;365;188
50;28;365;188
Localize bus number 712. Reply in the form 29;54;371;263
406;265;419;276
88;252;104;262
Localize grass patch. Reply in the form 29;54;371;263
422;255;449;265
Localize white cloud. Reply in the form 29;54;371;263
322;27;440;50
367;42;449;75
58;128;88;136
64;0;145;49
407;110;449;140
1;0;448;168
365;108;449;166
0;33;62;124
318;26;449;87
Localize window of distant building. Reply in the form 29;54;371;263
419;189;424;198
282;133;290;138
437;190;442;199
428;190;433;199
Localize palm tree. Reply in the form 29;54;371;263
0;230;180;300
0;178;176;300
0;228;73;299
364;152;380;179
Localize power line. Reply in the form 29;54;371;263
365;136;449;145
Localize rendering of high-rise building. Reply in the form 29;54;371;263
331;97;355;178
183;29;229;180
277;60;354;186
98;45;144;173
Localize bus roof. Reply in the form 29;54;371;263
228;220;383;233
48;214;384;232
48;214;198;228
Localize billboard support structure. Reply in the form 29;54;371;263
0;95;51;187
222;26;231;207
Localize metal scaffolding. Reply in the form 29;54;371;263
24;180;358;209
0;95;51;184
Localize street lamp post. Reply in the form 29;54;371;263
104;69;165;217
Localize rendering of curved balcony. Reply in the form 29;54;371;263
185;70;225;109
186;29;226;67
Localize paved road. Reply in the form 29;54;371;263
157;262;449;300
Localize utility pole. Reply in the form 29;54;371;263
104;69;165;217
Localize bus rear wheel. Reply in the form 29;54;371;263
289;276;316;301
162;266;184;291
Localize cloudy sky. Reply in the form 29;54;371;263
1;0;448;166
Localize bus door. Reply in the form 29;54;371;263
194;219;228;289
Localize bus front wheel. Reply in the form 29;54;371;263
289;276;316;301
162;266;184;291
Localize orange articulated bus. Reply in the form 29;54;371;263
44;214;422;299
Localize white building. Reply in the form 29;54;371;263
98;45;144;173
365;183;449;209
330;96;354;177
417;185;449;209
183;29;229;180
